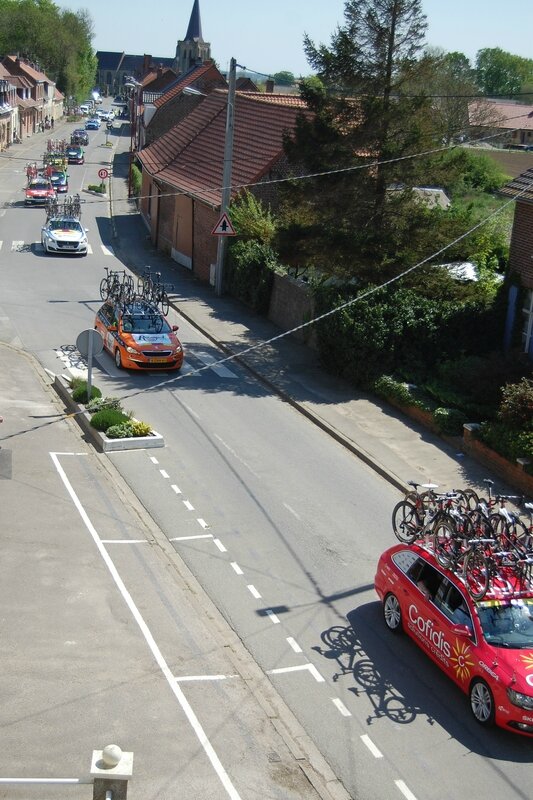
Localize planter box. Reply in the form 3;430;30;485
53;375;164;452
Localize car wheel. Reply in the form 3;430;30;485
383;593;403;634
114;348;123;369
470;679;495;727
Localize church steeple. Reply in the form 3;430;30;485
185;0;203;41
174;0;211;75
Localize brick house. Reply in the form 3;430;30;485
469;99;533;150
2;55;62;134
137;90;309;283
0;64;18;148
499;169;533;359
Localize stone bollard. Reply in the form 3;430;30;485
90;744;133;800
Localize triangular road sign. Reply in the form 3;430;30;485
212;212;236;236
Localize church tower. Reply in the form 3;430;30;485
174;0;211;75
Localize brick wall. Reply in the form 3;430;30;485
509;201;533;288
193;203;218;283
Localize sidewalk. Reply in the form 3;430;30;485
107;148;517;500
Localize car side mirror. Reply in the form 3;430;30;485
451;624;472;638
108;324;118;332
172;325;179;331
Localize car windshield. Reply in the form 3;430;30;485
477;599;533;648
30;181;51;190
49;220;81;232
122;315;170;334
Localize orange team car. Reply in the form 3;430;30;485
25;177;56;205
95;299;184;370
375;541;533;736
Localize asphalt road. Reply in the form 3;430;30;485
2;112;533;800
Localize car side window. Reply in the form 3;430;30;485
436;582;472;628
407;559;442;601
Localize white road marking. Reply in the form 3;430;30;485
183;500;195;511
247;585;262;599
12;241;24;251
332;698;352;717
286;637;302;653
395;780;418;800
197;518;209;529
266;610;280;624
50;453;242;800
283;503;301;520
361;734;383;758
150;456;159;464
171;484;182;494
0;241;3;249
87;244;93;254
176;674;238;682
101;244;114;256
214;539;227;552
170;534;213;542
195;351;237;377
0;779;88;786
267;663;325;683
159;469;169;479
180;401;201;419
231;562;243;575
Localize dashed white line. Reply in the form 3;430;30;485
197;518;209;529
286;637;302;653
150;456;159;464
159;469;169;479
170;533;213;542
332;698;351;717
183;500;195;511
213;434;260;477
283;502;301;520
214;539;227;552
247;584;262;599
361;735;383;758
231;562;243;575
265;610;280;623
395;780;418;800
171;484;181;494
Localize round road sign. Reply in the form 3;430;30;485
76;329;104;358
98;168;109;180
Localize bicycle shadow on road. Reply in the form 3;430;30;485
314;603;533;760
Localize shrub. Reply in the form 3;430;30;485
90;408;130;432
105;420;152;439
131;163;142;198
226;239;278;313
432;407;467;436
374;376;419;407
71;382;102;404
497;378;533;429
86;396;123;413
87;182;106;193
477;422;533;464
128;420;152;436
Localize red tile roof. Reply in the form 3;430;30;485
3;55;49;83
500;168;533;205
154;62;225;109
469;99;533;131
139;89;309;207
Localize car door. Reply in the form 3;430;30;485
433;580;478;691
404;558;449;664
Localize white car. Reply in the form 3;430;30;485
41;218;89;256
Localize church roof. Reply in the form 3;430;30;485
139;89;309;207
185;0;203;41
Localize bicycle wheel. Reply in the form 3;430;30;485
392;501;420;544
433;521;458;569
99;277;110;300
159;289;169;316
463;549;490;600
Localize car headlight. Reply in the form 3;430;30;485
125;346;137;354
507;688;533;710
173;345;182;354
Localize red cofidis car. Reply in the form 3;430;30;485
375;542;533;735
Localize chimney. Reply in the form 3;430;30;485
143;54;151;75
266;78;274;93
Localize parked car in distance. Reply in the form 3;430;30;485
71;129;89;145
25;177;56;205
95;299;184;371
66;145;85;164
41;217;89;256
79;103;91;115
49;169;69;193
375;542;533;736
85;118;100;130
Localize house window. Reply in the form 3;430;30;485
522;289;533;355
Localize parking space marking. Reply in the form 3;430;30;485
176;674;239;682
159;469;169;479
195;351;237;378
50;452;242;800
395;780;418;800
266;610;280;624
267;663;325;683
361;735;383;758
214;539;227;552
183;500;195;511
101;539;150;544
247;585;262;599
171;484;181;494
170;533;213;542
150;456;159;464
197;518;209;529
231;562;243;575
286;637;302;653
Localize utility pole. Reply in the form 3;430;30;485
215;57;236;296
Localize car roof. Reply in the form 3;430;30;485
106;299;161;317
388;542;533;603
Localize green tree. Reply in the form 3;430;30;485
273;70;295;86
475;47;533;97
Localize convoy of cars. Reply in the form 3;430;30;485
66;144;85;164
25;177;56;205
94;299;184;371
375;541;533;736
85;118;100;130
49;168;69;193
